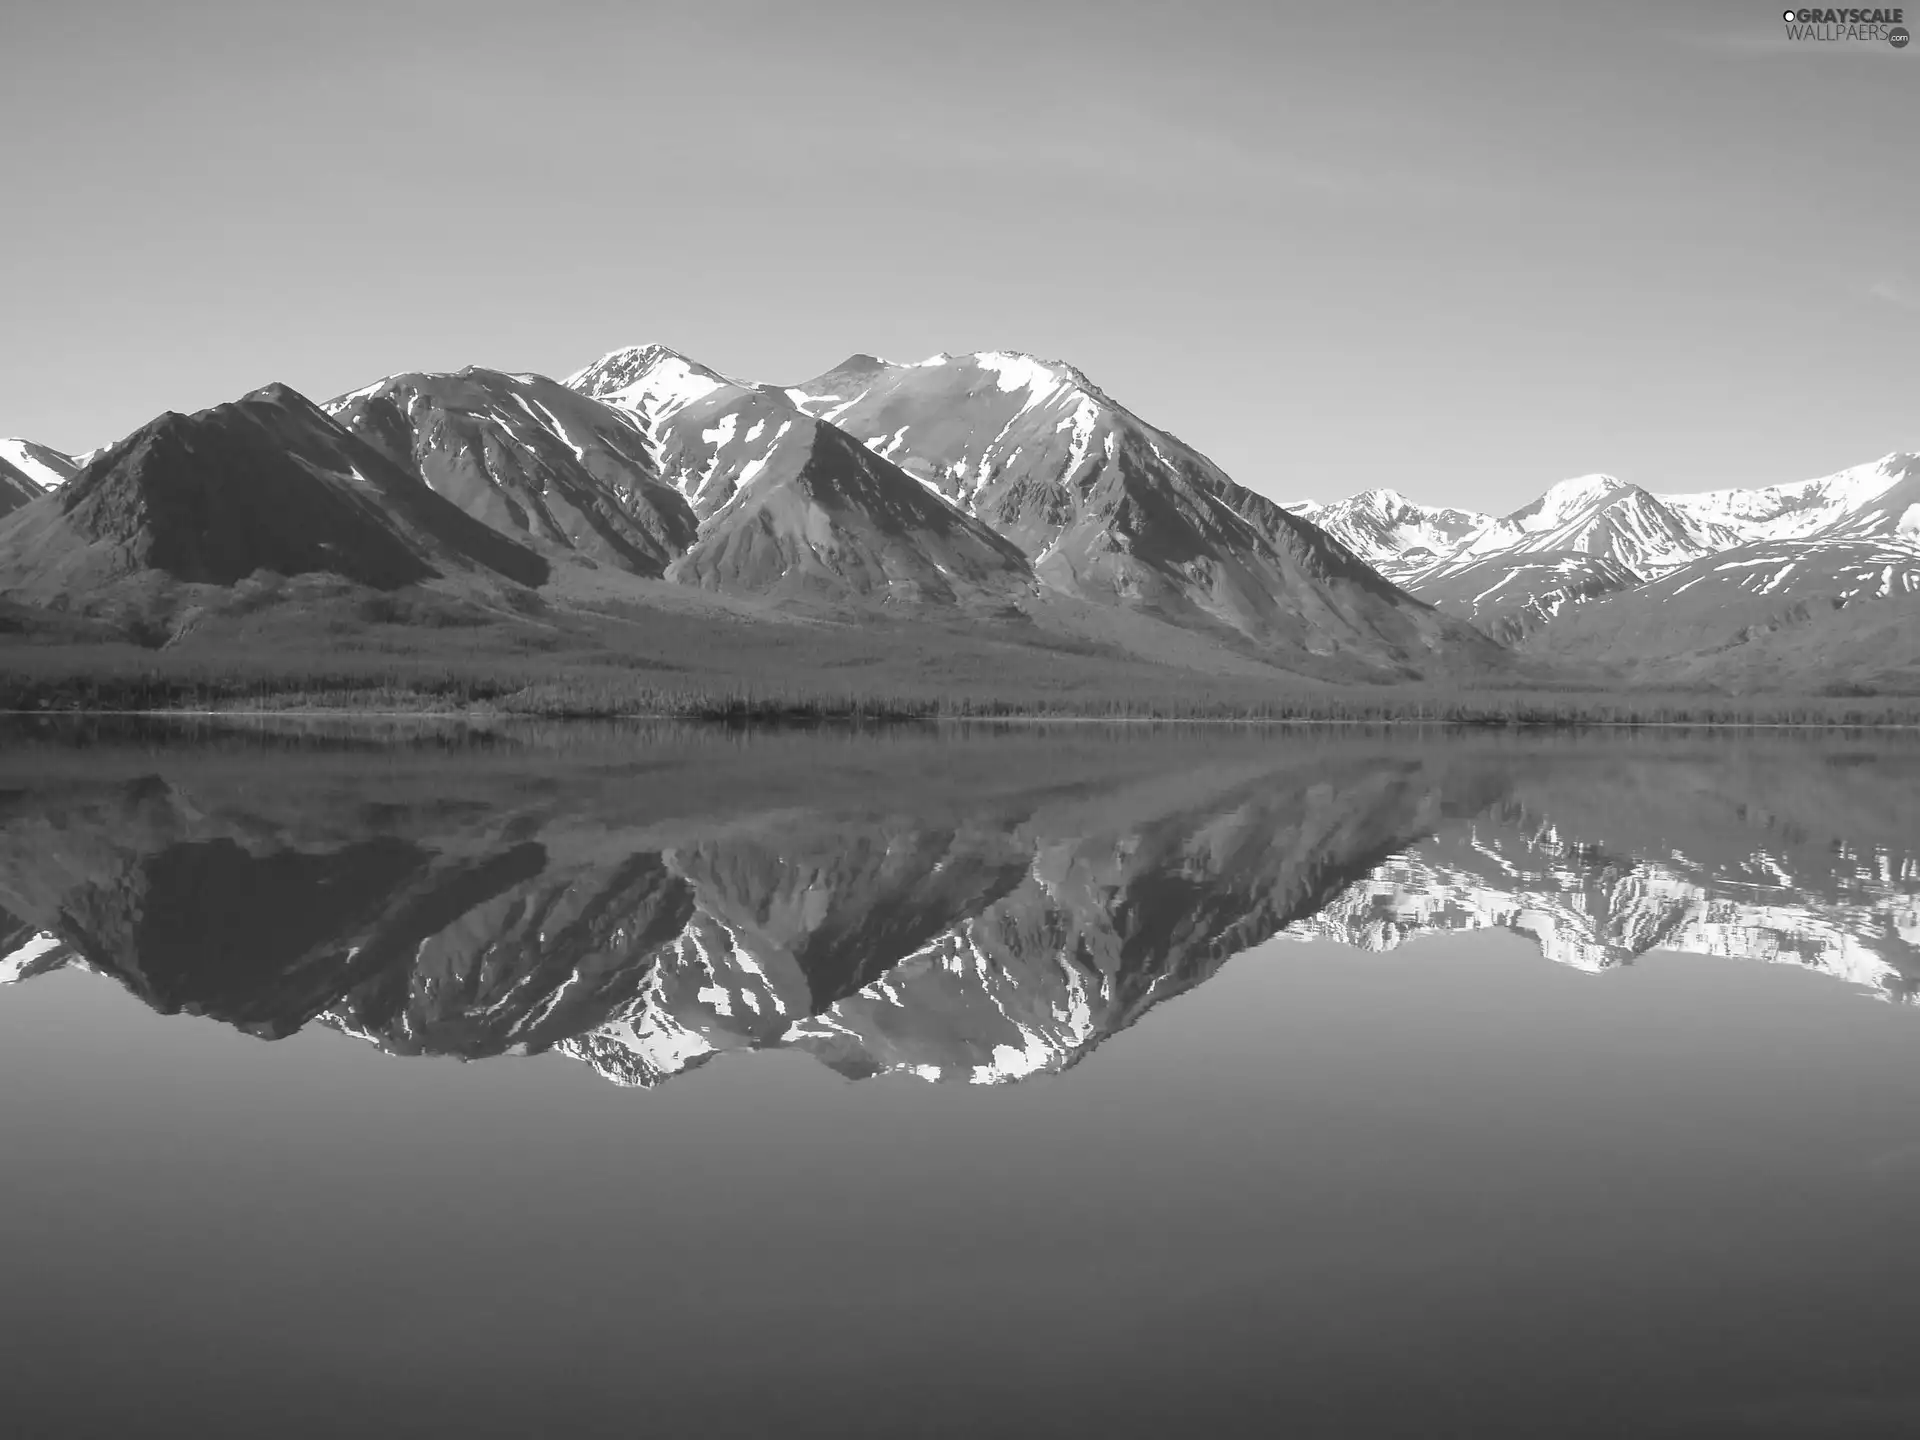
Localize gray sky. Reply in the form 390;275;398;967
3;0;1914;511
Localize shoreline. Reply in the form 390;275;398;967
4;707;1920;732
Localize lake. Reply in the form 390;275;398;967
3;720;1919;1438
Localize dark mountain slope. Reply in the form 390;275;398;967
667;417;1036;608
0;467;41;518
326;369;696;575
0;385;548;619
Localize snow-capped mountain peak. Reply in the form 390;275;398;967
960;349;1105;399
0;438;80;492
1501;473;1630;531
1445;473;1731;576
564;343;740;420
786;349;1112;433
1302;446;1920;668
1283;487;1492;577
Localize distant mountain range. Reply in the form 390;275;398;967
1289;452;1920;681
4;735;1914;1087
2;342;1914;692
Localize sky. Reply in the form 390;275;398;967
1;0;1915;512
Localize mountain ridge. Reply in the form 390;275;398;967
777;348;1502;671
1293;449;1920;683
4;336;1912;692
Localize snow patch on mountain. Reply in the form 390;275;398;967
565;344;736;434
1662;453;1918;544
1287;489;1491;576
1444;476;1730;576
0;932;68;984
0;438;78;491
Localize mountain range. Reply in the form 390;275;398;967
4;732;1914;1088
1290;452;1920;682
0;345;1513;690
1;341;1913;694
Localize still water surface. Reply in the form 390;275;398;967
3;722;1920;1438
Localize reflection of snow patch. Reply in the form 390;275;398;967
1282;834;1920;1003
0;932;63;984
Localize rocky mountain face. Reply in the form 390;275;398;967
0;467;40;518
0;385;548;638
567;343;807;522
568;345;1035;609
326;368;697;575
6;735;1915;1089
783;350;1500;668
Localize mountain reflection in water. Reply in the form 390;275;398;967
2;724;1917;1087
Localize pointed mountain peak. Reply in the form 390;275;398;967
1349;487;1412;513
816;353;895;384
1504;473;1634;526
566;343;729;391
238;381;324;414
564;344;746;415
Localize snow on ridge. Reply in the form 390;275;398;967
0;438;78;491
568;343;740;424
1660;452;1917;543
970;350;1079;395
564;343;739;400
909;349;1104;401
1507;473;1631;528
328;378;390;407
1300;487;1495;571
